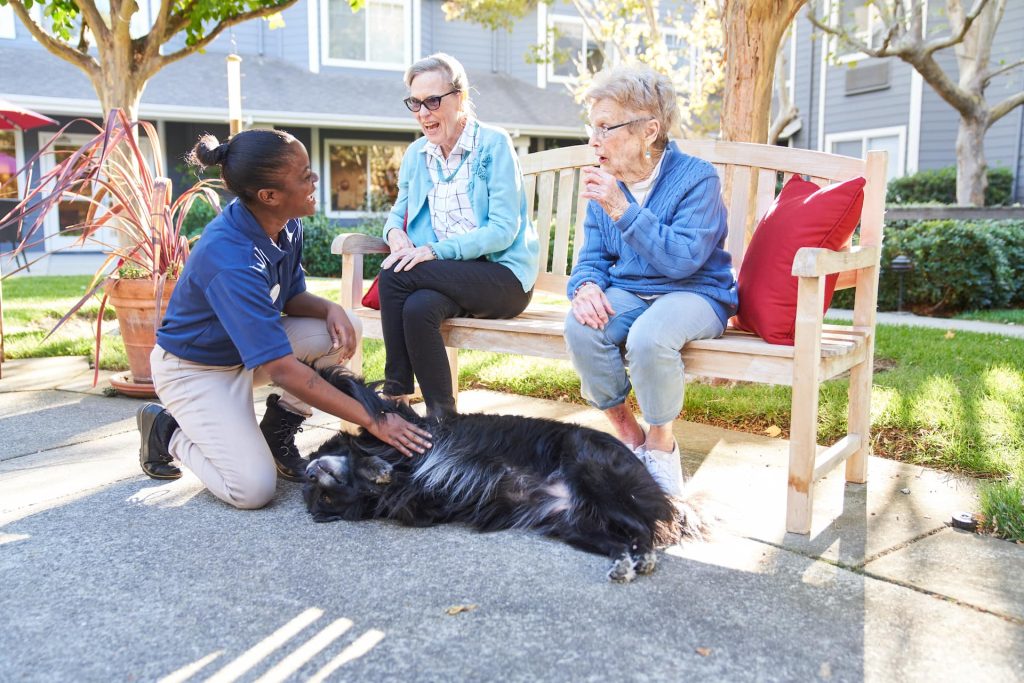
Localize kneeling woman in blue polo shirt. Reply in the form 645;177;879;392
137;129;431;510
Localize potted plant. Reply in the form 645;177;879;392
0;109;221;395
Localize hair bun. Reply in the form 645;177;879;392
189;134;229;169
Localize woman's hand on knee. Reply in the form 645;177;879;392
571;283;615;330
381;245;436;272
367;413;433;457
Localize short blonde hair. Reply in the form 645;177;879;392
404;52;475;116
585;64;678;152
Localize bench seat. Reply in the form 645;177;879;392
334;140;887;534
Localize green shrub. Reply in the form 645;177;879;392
886;166;1014;206
301;213;388;278
180;197;219;239
832;219;1024;314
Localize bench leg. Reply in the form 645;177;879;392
787;276;824;535
787;380;819;535
845;355;873;484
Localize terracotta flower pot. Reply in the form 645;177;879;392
105;278;175;394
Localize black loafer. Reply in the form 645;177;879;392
137;403;182;480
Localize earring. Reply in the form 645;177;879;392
644;148;651;160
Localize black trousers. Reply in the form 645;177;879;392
378;259;532;417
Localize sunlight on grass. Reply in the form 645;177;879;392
913;375;962;431
6;275;1024;483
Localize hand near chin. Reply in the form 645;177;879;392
581;166;629;221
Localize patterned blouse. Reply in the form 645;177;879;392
424;118;480;241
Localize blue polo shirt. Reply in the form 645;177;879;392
156;199;307;369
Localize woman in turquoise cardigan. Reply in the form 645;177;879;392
378;52;539;418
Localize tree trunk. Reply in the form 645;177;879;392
89;31;151;121
720;0;806;143
955;115;988;206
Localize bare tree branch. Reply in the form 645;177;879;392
923;0;990;54
4;0;99;76
990;90;1024;125
983;57;1024;84
155;1;299;73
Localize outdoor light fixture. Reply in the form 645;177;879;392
227;54;243;136
890;254;913;313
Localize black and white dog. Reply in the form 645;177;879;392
303;367;705;582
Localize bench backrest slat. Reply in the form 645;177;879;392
521;142;884;299
551;168;576;275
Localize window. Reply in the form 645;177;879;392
321;0;411;69
0;131;21;199
833;0;885;61
323;140;406;216
0;4;15;39
826;126;905;182
548;16;603;83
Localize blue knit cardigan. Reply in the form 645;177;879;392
383;121;540;292
566;142;738;325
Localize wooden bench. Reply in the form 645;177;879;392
332;141;886;535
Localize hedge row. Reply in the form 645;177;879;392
832;219;1024;314
886;166;1015;206
301;213;388;278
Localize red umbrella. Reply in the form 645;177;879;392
0;98;58;130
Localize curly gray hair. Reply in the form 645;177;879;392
404;52;475;117
585;64;678;152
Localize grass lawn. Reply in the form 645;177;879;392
6;275;1023;540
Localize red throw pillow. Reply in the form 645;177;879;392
734;175;866;345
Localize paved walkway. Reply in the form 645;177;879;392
1;356;1022;682
828;307;1024;338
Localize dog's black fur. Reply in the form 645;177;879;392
303;367;705;582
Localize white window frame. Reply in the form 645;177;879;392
829;0;885;64
825;125;906;180
0;129;25;199
546;14;595;85
0;4;16;39
319;0;414;71
322;138;406;218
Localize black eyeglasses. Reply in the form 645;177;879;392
585;118;651;141
403;89;460;112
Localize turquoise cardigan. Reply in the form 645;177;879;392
384;121;540;292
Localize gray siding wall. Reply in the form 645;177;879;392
790;4;1024;200
422;0;497;73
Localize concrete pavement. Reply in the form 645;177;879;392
1;356;1022;682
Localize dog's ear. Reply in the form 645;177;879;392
318;365;390;417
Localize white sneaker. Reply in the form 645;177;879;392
640;443;685;497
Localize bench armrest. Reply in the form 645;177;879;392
330;233;390;256
791;245;879;277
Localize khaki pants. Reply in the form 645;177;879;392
150;314;362;509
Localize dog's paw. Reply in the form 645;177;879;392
358;456;393;485
607;553;637;583
632;550;658;575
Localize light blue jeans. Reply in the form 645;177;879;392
564;287;725;426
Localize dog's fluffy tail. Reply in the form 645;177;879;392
655;490;715;547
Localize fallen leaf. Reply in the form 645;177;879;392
764;425;782;438
695;647;712;657
945;330;956;339
445;604;478;615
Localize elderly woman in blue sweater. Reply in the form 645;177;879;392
565;65;738;497
378;53;539;418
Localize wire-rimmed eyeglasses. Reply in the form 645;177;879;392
403;89;460;112
585;118;651;141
